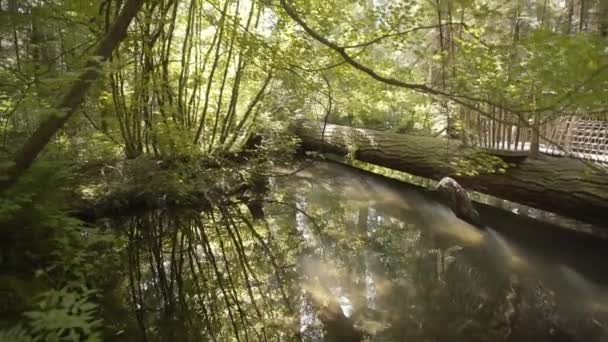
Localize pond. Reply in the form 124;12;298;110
109;161;608;341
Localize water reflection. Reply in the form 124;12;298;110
119;161;608;341
121;207;298;341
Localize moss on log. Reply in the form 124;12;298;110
295;121;608;226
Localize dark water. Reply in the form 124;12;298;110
113;161;608;341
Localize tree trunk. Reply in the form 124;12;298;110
567;0;574;34
529;114;540;158
579;0;586;32
600;0;608;36
0;0;143;192
295;121;608;227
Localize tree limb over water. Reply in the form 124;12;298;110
295;121;608;227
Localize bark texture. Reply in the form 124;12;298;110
295;121;608;226
436;177;482;226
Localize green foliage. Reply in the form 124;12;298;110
154;121;201;158
0;161;71;226
22;287;102;342
0;325;34;342
0;286;102;342
1;0;608;339
0;161;119;340
454;28;608;112
451;152;510;176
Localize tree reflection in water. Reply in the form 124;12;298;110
123;206;298;341
119;162;608;342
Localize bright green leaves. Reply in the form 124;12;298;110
22;287;102;342
451;9;608;114
450;151;510;177
519;31;608;111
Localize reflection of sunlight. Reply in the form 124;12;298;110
365;252;377;309
429;204;485;245
365;208;379;310
299;294;313;333
281;161;608;340
375;189;412;211
331;289;354;318
301;259;354;317
587;291;608;314
296;194;317;245
367;207;379;237
299;292;323;340
559;265;594;294
556;266;608;318
487;228;528;270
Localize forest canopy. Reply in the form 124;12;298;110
0;0;607;340
1;0;606;169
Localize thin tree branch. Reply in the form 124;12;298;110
343;23;464;49
1;0;144;192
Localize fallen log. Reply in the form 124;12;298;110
295;121;608;226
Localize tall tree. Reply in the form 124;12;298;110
1;0;144;192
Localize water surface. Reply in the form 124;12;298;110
113;161;608;341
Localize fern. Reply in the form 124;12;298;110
0;325;34;342
22;287;102;342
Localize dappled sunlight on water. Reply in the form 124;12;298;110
117;161;608;341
